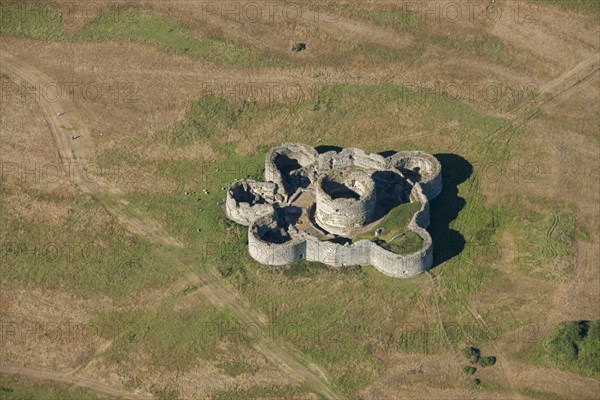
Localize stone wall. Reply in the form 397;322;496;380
245;183;434;277
369;239;432;278
334;239;373;266
369;183;433;278
316;148;387;171
305;237;338;265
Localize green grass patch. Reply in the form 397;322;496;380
502;196;579;281
281;261;331;279
0;376;105;400
479;380;565;400
92;146;139;167
138;82;515;156
429;175;507;315
224;263;429;395
158;96;263;146
364;9;419;33
533;0;600;15
217;361;259;377
515;387;565;400
354;202;423;254
395;322;494;354
323;3;421;35
437;34;517;66
59;125;77;132
0;3;65;40
350;43;406;62
77;10;282;67
0;194;181;301
93;293;244;369
323;3;519;68
120;149;264;248
0;4;283;67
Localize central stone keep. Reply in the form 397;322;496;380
316;167;376;235
224;143;442;279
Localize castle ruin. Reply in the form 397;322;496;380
224;143;442;278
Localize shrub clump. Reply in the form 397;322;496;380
463;346;481;363
292;42;306;52
542;320;600;375
478;356;497;367
462;366;477;375
463;346;497;368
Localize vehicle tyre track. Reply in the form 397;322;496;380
0;364;151;400
547;213;559;258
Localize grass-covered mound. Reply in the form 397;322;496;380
353;202;423;254
534;320;600;377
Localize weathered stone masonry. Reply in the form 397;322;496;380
224;143;442;278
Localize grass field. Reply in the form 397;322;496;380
0;74;587;396
92;290;245;369
1;0;598;398
502;196;586;281
0;4;283;67
0;193;183;301
213;384;311;400
535;0;600;14
83;79;585;393
324;2;521;70
0;3;427;68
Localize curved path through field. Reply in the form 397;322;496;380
0;364;151;400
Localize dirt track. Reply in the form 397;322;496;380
1;364;151;399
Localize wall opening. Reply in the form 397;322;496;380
259;224;291;244
325;180;360;199
274;153;303;175
231;183;266;205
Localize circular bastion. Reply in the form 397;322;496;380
315;167;377;236
386;151;442;199
265;143;318;194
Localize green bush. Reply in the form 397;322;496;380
292;42;306;52
544;321;586;362
478;356;497;367
472;378;481;385
462;366;477;375
463;346;481;363
541;320;600;376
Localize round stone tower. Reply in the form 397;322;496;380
315;167;376;236
386;151;442;200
